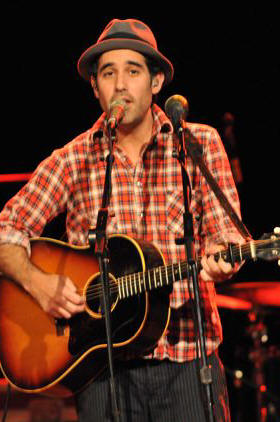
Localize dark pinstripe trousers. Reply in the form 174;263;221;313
75;351;231;422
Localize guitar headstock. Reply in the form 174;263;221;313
258;227;280;264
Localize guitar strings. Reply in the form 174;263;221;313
81;245;278;301
77;264;184;299
75;243;278;301
77;242;278;299
76;236;277;301
77;260;190;299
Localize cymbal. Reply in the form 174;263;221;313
216;294;253;310
217;282;280;307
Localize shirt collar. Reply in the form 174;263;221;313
151;104;173;137
90;104;173;144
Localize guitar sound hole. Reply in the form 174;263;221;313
85;274;118;318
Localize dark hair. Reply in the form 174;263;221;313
144;56;162;80
91;58;99;80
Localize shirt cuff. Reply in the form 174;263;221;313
0;228;31;256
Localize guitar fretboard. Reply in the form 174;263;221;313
116;237;279;300
117;262;188;299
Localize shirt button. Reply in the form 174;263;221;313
137;181;142;187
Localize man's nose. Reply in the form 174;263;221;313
115;72;126;91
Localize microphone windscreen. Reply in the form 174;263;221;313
165;95;189;131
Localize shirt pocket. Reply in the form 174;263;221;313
166;189;184;236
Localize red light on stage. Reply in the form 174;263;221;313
0;173;32;183
260;384;267;393
261;407;267;418
248;311;257;322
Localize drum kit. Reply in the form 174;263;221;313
216;281;280;422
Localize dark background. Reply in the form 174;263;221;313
2;3;280;420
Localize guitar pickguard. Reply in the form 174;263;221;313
68;294;146;356
68;235;151;356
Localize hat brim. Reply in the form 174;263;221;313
77;38;174;86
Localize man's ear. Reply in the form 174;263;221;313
151;72;165;94
90;76;99;99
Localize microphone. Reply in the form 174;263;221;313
107;99;127;129
165;95;189;132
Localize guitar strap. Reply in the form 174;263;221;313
184;129;252;240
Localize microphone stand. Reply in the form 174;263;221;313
88;123;120;422
173;122;216;422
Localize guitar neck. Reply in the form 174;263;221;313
117;238;275;299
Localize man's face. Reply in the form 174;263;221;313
92;49;164;130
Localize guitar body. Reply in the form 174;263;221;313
0;234;170;397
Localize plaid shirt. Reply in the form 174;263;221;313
0;104;243;362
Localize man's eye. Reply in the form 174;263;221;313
103;71;114;77
130;69;139;75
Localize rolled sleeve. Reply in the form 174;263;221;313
0;226;31;256
0;148;70;254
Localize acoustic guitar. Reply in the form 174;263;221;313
0;231;279;397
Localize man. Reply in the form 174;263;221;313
0;19;243;421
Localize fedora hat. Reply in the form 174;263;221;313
77;19;174;85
